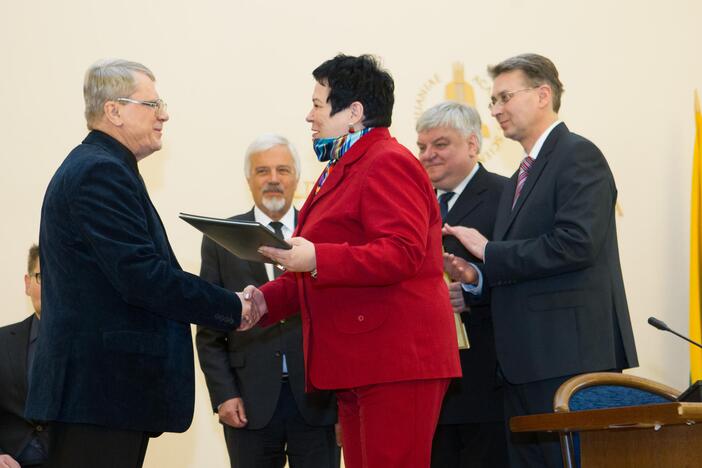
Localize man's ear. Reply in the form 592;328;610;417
467;132;480;159
537;84;553;110
103;100;123;126
24;274;30;296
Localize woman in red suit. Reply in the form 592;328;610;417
250;54;461;468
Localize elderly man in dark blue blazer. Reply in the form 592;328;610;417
24;59;249;468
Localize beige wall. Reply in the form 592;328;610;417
2;0;701;466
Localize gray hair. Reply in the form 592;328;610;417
488;53;564;112
416;101;483;152
244;134;301;180
83;59;155;129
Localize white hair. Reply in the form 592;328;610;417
244;134;301;180
416;101;482;152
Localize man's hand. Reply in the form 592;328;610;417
258;237;316;272
443;253;479;285
0;454;21;468
448;282;467;313
236;286;268;331
442;224;488;261
218;397;248;428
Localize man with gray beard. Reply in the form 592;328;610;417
196;134;339;468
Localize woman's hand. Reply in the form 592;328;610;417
258;237;316;272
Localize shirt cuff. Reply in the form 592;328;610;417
461;262;483;296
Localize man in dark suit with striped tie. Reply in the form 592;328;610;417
443;53;638;468
196;134;339;468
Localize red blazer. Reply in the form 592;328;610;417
259;128;461;390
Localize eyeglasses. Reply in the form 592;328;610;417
488;87;537;110
116;97;168;115
32;272;41;284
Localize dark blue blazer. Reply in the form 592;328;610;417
25;131;242;433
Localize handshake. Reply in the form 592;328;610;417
235;285;269;331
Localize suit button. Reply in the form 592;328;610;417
275;351;282;357
357;315;365;322
36;425;44;432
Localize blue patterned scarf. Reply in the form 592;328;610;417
314;127;373;193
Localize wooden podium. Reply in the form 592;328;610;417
510;402;702;467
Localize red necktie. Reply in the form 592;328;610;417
512;156;534;209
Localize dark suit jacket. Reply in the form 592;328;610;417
439;164;507;425
0;316;48;460
196;209;337;430
479;123;638;384
25;130;242;433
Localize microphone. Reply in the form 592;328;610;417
648;316;702;402
647;316;702;349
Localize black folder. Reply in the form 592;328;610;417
179;213;291;263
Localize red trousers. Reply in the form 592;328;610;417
336;378;449;468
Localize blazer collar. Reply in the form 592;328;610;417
83;130;140;176
444;164;489;226
495;122;568;239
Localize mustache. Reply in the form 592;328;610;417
262;183;284;194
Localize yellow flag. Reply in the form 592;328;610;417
690;90;702;382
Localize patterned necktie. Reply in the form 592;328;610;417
438;192;455;222
512;156;534;209
269;221;285;278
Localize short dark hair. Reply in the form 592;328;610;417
488;53;564;112
27;243;39;274
312;54;394;128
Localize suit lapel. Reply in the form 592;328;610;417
6;317;31;398
494;123;567;239
445;165;488;226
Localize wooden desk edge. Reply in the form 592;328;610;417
510;402;702;433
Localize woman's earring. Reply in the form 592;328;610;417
348;124;356;134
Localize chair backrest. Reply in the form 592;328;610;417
554;372;680;413
553;372;681;468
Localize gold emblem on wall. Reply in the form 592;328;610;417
444;63;490;139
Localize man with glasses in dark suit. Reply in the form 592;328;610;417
443;53;638;468
0;245;48;468
24;59;249;468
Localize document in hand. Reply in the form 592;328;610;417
179;213;291;263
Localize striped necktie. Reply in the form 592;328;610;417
512;156;534;209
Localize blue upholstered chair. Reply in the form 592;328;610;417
552;372;680;468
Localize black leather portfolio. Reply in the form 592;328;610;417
179;212;290;263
